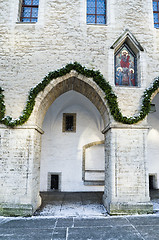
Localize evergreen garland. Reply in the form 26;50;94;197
0;87;5;121
0;62;158;127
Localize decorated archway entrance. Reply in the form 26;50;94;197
0;64;154;216
40;90;105;192
30;71;110;213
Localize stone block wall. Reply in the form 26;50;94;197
0;126;42;216
103;125;153;214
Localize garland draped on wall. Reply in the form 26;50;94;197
0;62;158;127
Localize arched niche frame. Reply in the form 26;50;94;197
110;29;144;87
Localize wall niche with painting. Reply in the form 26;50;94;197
111;30;144;88
115;44;137;87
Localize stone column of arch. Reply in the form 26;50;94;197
103;124;152;215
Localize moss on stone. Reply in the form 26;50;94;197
109;202;153;215
0;203;33;217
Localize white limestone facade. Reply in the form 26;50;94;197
0;0;159;216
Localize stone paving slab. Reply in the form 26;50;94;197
127;215;159;226
52;228;67;240
0;228;53;240
67;226;142;240
0;218;56;229
73;217;130;227
56;218;74;228
135;225;159;240
1;216;159;240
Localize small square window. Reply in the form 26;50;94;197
62;113;76;132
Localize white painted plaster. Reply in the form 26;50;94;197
147;93;159;189
40;91;104;192
85;145;105;171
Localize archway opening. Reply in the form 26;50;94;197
38;90;107;216
147;93;159;210
33;76;109;128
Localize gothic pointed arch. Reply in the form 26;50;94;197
29;70;111;128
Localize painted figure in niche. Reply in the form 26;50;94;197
120;50;130;68
116;67;123;85
115;45;137;86
129;68;135;86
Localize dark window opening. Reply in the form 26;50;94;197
66;115;74;131
63;113;76;132
87;0;106;24
149;175;156;190
153;0;159;28
20;0;39;22
51;175;59;190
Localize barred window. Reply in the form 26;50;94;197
153;0;159;28
62;113;76;132
87;0;106;25
20;0;39;22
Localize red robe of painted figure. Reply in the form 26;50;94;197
120;55;130;68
